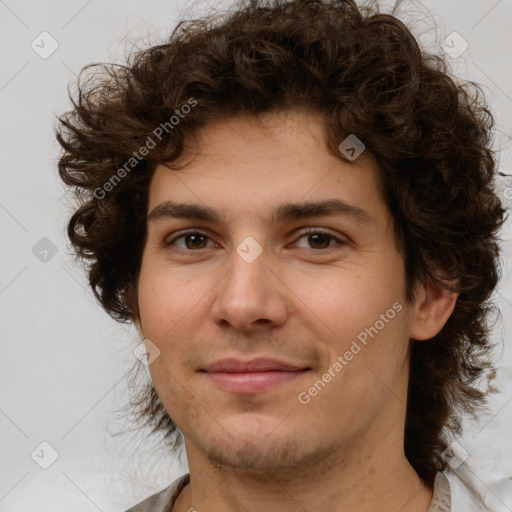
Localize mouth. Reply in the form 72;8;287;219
200;357;311;394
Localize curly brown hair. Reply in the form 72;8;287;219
56;0;506;483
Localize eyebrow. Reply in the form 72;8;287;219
147;199;372;225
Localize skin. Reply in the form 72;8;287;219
134;110;457;512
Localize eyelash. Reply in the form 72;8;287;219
164;228;347;254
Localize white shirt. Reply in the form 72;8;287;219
124;469;488;511
430;470;487;511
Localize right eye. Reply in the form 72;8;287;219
165;231;217;251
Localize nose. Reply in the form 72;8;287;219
210;244;289;332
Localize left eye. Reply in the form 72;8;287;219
294;231;342;250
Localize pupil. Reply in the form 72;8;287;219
187;234;206;249
309;234;329;249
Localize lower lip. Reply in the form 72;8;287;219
205;370;308;393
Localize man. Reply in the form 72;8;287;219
56;0;506;510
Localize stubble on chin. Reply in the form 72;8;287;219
202;432;344;482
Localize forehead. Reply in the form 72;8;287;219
147;111;388;224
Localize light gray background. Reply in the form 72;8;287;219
1;0;511;511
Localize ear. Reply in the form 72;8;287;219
409;276;458;341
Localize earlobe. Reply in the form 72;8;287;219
409;277;458;341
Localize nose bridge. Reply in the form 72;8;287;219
212;238;288;330
227;232;268;289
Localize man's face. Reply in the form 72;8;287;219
136;110;417;474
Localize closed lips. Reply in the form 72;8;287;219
201;358;310;373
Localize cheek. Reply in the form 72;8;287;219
288;260;406;341
290;264;410;403
137;258;213;339
296;271;410;416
